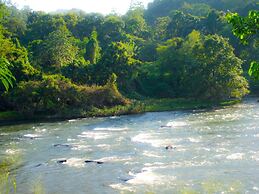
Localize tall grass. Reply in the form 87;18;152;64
0;159;17;194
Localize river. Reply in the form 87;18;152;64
0;98;259;193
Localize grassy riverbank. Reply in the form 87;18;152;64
0;98;240;125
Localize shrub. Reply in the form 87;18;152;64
6;74;129;115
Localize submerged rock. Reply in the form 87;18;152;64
34;163;42;168
160;125;168;128
165;145;176;150
119;177;132;182
57;160;67;164
85;160;104;164
53;144;71;148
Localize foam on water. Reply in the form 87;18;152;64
65;158;85;168
78;131;110;140
0;132;9;136
143;151;164;158
127;166;176;185
68;119;77;122
221;113;242;121
93;127;128;131
54;158;85;168
110;116;120;119
97;156;132;162
251;152;259;161
24;134;41;138
67;138;76;142
226;153;244;160
5;149;20;155
127;170;164;185
35;128;47;133
215;148;228;153
166;121;188;127
188;137;201;143
71;144;91;151
96;144;112;150
144;162;165;167
131;133;173;147
109;183;135;192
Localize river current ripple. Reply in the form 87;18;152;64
1;98;259;193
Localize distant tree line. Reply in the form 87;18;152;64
0;0;258;115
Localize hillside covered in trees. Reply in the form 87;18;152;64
0;0;258;119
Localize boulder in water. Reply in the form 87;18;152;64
57;160;67;164
120;177;132;182
165;145;176;150
85;160;104;164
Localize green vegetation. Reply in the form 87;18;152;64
0;0;258;123
0;157;18;194
143;98;240;112
0;98;240;124
226;10;259;80
0;57;15;91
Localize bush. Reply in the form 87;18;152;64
6;74;129;115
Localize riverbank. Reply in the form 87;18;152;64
0;98;240;126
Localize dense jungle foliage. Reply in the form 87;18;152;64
0;0;258;117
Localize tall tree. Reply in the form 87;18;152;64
157;31;249;100
100;15;125;43
93;41;139;90
154;16;171;40
85;30;101;64
167;11;201;38
124;4;149;38
43;26;78;71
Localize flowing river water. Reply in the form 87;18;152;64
0;98;259;193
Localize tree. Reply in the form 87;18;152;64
0;2;9;24
153;16;171;40
167;11;201;38
3;5;28;37
0;23;37;85
74;13;104;39
124;4;148;38
157;31;249;100
93;41;139;91
43;26;78;71
85;30;101;64
226;10;258;44
192;33;249;99
205;10;221;34
24;13;66;43
226;10;259;79
100;15;125;43
180;3;211;17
